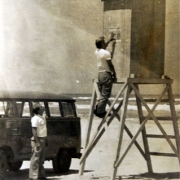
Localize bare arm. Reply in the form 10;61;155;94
107;60;116;81
105;38;115;49
32;127;40;146
105;33;116;49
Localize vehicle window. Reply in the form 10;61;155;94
3;101;30;117
0;101;7;117
6;101;14;117
32;101;48;116
16;101;23;116
22;102;30;117
61;102;75;117
48;102;61;117
0;101;17;117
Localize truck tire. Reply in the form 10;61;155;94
8;161;23;171
52;156;59;173
52;150;71;173
0;149;8;179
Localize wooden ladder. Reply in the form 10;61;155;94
79;78;180;180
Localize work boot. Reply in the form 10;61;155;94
94;111;111;118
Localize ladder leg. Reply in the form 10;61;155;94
167;83;180;162
79;99;124;165
79;83;97;175
135;84;153;173
111;85;131;180
80;83;127;164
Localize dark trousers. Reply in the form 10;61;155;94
96;71;113;114
29;137;46;179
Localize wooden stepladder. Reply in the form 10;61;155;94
79;78;180;180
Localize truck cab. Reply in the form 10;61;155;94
0;92;81;174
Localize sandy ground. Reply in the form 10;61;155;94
3;101;180;180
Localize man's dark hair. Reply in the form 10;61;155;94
95;36;105;49
33;107;40;115
32;103;41;115
95;40;102;49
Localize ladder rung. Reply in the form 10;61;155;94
146;134;175;139
149;152;176;157
143;116;173;121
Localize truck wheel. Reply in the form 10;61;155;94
59;150;71;173
52;150;71;173
0;149;8;178
8;161;23;171
52;156;59;173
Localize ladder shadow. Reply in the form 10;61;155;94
45;168;93;176
121;172;180;179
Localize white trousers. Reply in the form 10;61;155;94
29;137;46;179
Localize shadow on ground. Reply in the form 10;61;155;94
121;172;180;179
2;168;93;180
1;169;180;180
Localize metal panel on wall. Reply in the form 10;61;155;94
104;10;131;79
102;0;165;78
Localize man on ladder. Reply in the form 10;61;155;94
94;36;117;118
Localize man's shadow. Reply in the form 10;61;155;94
3;168;93;180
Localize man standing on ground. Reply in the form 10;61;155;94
94;36;116;118
29;103;48;180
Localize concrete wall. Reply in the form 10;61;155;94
165;0;180;95
0;0;179;95
0;0;104;94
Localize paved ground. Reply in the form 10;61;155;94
3;100;180;180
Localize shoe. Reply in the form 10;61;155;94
94;111;111;118
93;105;98;113
97;112;106;118
93;109;97;115
93;108;104;118
93;106;99;116
93;105;111;118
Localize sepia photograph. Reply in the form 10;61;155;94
0;0;179;180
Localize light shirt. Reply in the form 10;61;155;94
95;49;111;72
31;115;47;137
